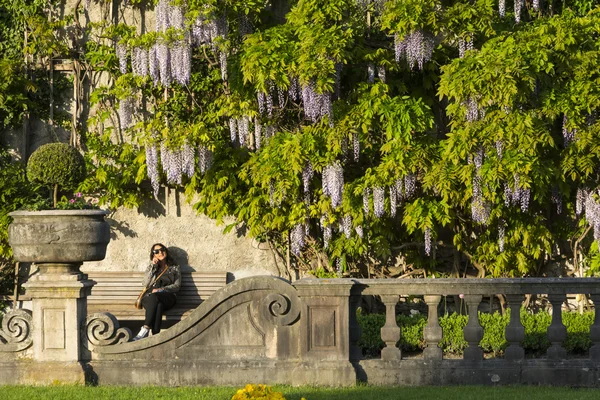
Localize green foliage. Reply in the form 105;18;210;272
520;309;552;352
478;311;509;355
3;384;600;400
357;312;386;356
0;147;43;296
0;0;69;130
26;143;86;192
80;0;600;278
438;312;469;353
53;193;100;210
4;0;600;279
79;133;147;209
563;310;594;353
398;313;427;351
0;58;31;128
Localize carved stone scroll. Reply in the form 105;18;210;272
0;309;33;352
86;312;132;346
260;292;301;327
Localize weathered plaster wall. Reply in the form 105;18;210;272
82;188;280;278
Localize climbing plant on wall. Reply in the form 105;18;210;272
8;0;600;278
0;0;72;297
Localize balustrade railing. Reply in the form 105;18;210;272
4;275;600;386
352;278;600;362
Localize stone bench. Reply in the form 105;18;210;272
86;270;229;322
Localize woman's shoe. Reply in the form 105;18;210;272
133;326;149;341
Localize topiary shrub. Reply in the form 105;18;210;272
26;143;86;207
563;311;594;353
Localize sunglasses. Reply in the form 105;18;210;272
152;248;166;255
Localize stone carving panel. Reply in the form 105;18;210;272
0;309;33;352
43;309;65;350
180;303;266;359
308;306;337;349
90;276;301;362
260;292;298;326
86;312;132;346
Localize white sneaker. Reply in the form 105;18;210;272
133;326;149;341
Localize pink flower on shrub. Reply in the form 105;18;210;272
459;294;464;299
69;199;76;204
76;192;83;198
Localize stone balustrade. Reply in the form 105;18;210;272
3;275;600;386
350;277;600;362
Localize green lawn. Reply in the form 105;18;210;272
1;385;600;400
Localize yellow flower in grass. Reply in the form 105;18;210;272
231;384;287;400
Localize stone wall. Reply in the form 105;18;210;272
83;188;280;278
5;275;600;387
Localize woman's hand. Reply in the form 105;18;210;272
152;288;162;293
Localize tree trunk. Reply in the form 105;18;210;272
53;184;58;208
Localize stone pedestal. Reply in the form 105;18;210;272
292;278;362;385
24;264;95;363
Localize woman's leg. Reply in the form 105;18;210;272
152;292;177;335
153;301;165;335
142;293;159;328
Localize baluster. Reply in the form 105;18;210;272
504;294;525;360
380;295;401;360
546;294;567;359
463;295;483;361
590;294;600;360
349;291;362;361
423;295;443;360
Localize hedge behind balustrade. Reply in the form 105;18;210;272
357;309;595;357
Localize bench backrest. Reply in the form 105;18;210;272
87;271;229;308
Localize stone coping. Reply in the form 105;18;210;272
293;277;600;295
9;209;109;217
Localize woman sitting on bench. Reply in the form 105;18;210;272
133;243;181;341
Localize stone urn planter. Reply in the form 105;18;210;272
8;209;110;366
8;209;110;273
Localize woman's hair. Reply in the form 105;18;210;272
149;243;176;265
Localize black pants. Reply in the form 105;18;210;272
141;291;176;334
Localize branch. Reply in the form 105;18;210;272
433;239;485;278
268;238;291;280
574;225;592;277
201;46;219;67
460;250;485;278
73;0;83;28
390;242;423;251
396;268;425;279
